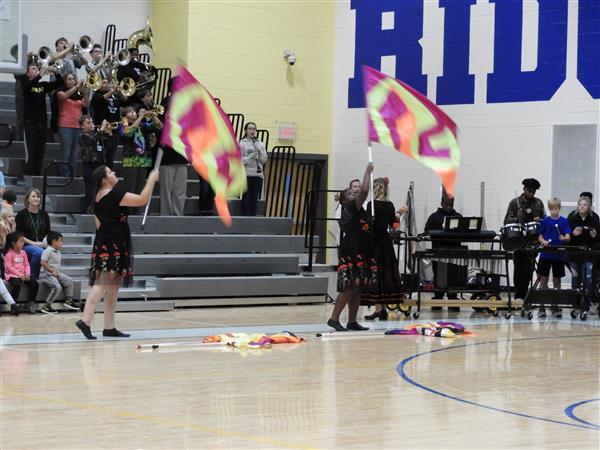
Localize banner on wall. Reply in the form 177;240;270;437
362;65;460;196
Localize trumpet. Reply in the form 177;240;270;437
145;104;164;119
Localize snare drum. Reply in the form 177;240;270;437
524;221;539;241
501;223;525;251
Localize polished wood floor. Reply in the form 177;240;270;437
1;304;599;449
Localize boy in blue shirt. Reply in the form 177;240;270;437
537;197;571;318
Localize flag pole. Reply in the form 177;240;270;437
140;148;164;231
367;143;374;219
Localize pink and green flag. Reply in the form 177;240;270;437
362;65;460;196
161;66;246;226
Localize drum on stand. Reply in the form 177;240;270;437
501;223;525;251
524;221;539;243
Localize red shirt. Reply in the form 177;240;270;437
59;97;84;128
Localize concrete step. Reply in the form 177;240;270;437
2;153;205;180
75;215;293;235
173;295;326;307
29;175;216;197
42;193;265;215
80;285;161;300
60;233;309;254
62;253;301;276
156;274;328;298
96;299;174;312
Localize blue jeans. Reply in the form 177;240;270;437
570;261;593;294
24;244;44;279
58;127;81;177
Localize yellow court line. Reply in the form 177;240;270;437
1;390;319;450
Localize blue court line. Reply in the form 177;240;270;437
397;334;600;431
1;316;599;346
564;399;600;429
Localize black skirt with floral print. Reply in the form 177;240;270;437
89;216;133;287
336;204;378;292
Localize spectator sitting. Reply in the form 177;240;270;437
15;188;51;279
1;190;17;212
4;231;39;313
0;208;16;248
0;278;19;315
39;231;77;314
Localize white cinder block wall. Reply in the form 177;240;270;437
332;0;600;235
2;0;150;81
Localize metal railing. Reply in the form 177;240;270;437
41;161;74;211
256;129;270;151
264;146;296;217
152;67;172;104
0;123;14;148
304;189;341;272
227;113;245;141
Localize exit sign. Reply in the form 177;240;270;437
278;122;296;141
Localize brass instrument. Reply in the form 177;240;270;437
116;48;131;66
85;71;102;90
111;77;136;97
76;35;94;54
146;104;164;119
127;19;154;53
35;46;63;71
136;64;156;89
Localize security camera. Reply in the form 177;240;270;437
283;49;296;66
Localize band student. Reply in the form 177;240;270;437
504;178;545;300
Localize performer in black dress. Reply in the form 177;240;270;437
328;163;376;332
76;166;159;340
363;178;406;320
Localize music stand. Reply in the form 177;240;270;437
443;216;483;233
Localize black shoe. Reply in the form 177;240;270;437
76;320;97;340
40;304;58;315
63;300;79;311
551;307;562;319
364;309;388;321
538;307;547;318
448;307;461;313
346;322;370;331
10;303;19;316
431;307;442;311
327;319;347;332
102;328;131;338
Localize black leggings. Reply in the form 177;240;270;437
8;277;39;302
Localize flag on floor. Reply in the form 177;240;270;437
160;66;246;226
362;65;460;196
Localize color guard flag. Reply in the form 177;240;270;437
161;66;246;226
362;66;460;196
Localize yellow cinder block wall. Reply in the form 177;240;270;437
152;0;335;155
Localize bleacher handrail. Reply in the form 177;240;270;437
41;161;74;211
304;189;342;272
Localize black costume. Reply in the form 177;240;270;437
89;184;133;287
363;200;403;303
336;202;378;292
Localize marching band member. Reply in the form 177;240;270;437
504;178;545;300
56;73;90;177
20;63;63;176
90;79;126;168
85;44;111;80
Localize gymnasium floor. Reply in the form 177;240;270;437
1;304;599;449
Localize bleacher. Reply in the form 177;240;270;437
0;75;328;312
